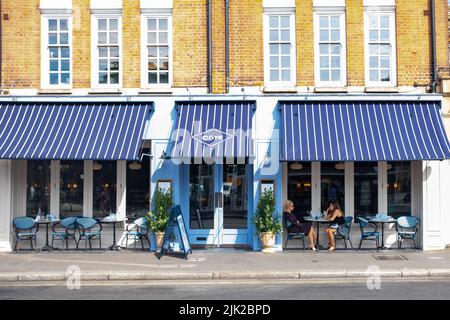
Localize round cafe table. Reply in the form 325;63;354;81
36;218;60;252
368;216;397;250
303;216;333;250
101;217;127;251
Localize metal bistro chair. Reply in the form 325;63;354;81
396;216;420;249
334;216;354;250
13;217;39;252
76;218;102;250
51;217;78;250
123;217;150;250
282;214;306;250
357;217;380;251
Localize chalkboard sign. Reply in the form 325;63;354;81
158;205;192;260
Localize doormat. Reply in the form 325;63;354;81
373;255;408;261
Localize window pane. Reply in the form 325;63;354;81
148;32;157;44
159;32;168;44
61;47;70;58
380;30;390;41
387;162;411;218
50;73;59;84
269;44;279;55
50;60;58;72
148;59;157;70
159;46;169;58
159;59;169;70
49;19;58;31
320;44;329;55
110;59;119;71
380;69;390;82
159;72;169;84
369;44;378;56
319;16;329;28
354;162;378;218
50;48;58;58
370;70;379;82
281;56;290;68
99;47;108;57
49;33;58;45
369;30;378;42
109;32;118;44
60;161;84;219
320;56;329;68
222;164;248;229
148;72;157;83
331;56;340;68
126;149;150;219
320;69;329;81
98;32;107;44
280;30;290;41
331;69;340;81
61;73;70;84
99;72;108;84
98;19;107;31
369;16;378;29
280;44;290;55
330;29;340;41
330;44;340;55
99;59;108;71
159;19;168;30
109;19;118;31
270;56;279;68
320;29;329;41
270;70;279;81
110;72;119;84
26;161;51;217
321;162;345;212
380;56;390;68
380;45;390;55
60;33;69;45
281;69;290;81
60;19;68;31
93;161;117;218
287;162;312;217
148;19;157;30
280;16;290;28
270;30;278;42
330;16;340;28
269;16;278;28
61;59;70;72
147;47;157;58
110;46;119;58
380;16;390;29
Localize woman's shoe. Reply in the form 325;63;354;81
328;246;335;252
309;246;318;251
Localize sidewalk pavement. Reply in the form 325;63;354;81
1;248;450;282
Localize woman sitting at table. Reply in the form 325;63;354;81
283;200;317;251
325;200;346;252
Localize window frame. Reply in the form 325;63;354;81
140;14;173;89
313;11;347;87
91;14;123;89
263;12;297;88
41;14;72;89
364;9;397;87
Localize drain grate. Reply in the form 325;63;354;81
373;255;408;261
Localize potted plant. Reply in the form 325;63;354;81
146;187;173;250
252;189;282;253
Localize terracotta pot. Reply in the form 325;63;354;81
155;232;165;250
259;232;275;249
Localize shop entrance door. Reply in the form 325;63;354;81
189;164;249;246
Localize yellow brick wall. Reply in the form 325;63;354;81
1;0;449;91
1;0;40;89
72;0;91;88
172;0;208;88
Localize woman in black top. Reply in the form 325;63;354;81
325;200;345;252
283;200;317;251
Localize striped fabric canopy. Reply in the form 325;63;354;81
0;103;152;160
171;101;255;160
280;101;450;161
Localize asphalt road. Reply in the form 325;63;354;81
0;279;450;300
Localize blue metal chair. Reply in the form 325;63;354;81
123;217;150;250
282;214;306;250
396;216;420;249
13;217;39;252
357;217;380;251
334;216;354;249
51;217;78;250
76;218;102;250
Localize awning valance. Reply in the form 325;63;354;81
280;101;450;161
171;101;255;160
0;103;152;160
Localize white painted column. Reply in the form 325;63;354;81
0;160;13;252
84;160;93;218
345;162;354;218
378;161;387;214
117;160;126;220
411;160;423;248
311;162;321;213
50;160;60;217
11;161;27;218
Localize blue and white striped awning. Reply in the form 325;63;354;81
171;101;255;160
280;101;450;161
0;103;152;160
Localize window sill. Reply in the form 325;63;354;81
262;86;297;93
314;87;348;93
139;88;173;94
88;88;123;95
38;88;72;95
364;86;399;93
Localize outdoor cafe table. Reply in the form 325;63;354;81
36;218;60;252
303;216;333;250
368;216;397;250
100;217;127;251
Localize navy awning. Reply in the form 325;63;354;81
171;101;255;160
0;103;152;160
280;101;450;161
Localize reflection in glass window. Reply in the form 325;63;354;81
223;164;248;229
354;162;378;218
60;161;84;219
126;152;150;220
93;161;117;218
387;161;411;218
189;165;214;229
321;162;345;212
287;162;311;218
26;161;51;217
